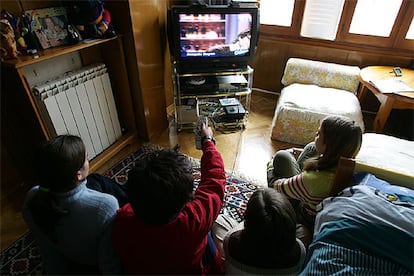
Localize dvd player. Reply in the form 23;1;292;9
217;75;248;93
180;76;219;94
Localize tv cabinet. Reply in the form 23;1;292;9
172;64;253;131
1;35;138;174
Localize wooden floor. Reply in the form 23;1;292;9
151;90;294;185
1;90;294;251
1;89;380;252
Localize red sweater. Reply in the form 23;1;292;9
113;141;226;274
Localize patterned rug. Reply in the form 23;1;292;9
0;143;260;275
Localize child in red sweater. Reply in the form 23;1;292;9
113;123;226;274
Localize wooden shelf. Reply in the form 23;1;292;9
89;130;137;173
1;33;138;180
1;36;121;69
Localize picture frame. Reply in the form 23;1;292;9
26;7;69;49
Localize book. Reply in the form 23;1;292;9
369;79;414;93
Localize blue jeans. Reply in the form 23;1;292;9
86;173;128;207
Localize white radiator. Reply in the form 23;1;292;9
32;63;122;159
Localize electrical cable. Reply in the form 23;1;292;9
252;87;280;95
229;120;245;177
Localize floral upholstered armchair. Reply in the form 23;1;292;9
271;58;365;145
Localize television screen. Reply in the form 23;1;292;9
169;6;259;73
179;13;252;58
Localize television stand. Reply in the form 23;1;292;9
172;64;253;132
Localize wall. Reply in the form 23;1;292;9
251;36;413;93
106;0;169;141
0;0;170;194
161;6;414;110
2;0;169;141
248;35;414;140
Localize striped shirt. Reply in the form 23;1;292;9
301;241;411;275
274;170;335;216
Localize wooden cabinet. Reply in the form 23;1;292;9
1;36;138;182
1;0;170;187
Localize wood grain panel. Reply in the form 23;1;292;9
251;36;414;93
107;0;168;140
128;0;168;139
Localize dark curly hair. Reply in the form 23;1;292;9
127;148;194;224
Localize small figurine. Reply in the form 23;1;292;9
1;19;18;61
67;0;116;39
1;10;28;53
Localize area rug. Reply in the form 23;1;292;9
0;143;260;275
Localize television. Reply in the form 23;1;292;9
168;5;259;73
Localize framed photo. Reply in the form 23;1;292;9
27;7;69;49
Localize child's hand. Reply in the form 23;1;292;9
201;122;213;137
287;147;303;160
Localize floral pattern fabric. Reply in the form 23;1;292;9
281;58;361;94
271;58;364;145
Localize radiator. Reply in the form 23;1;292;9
32;63;122;159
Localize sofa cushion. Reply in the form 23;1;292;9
271;83;365;145
281;58;361;94
355;133;414;189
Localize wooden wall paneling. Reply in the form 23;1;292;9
106;0;168;141
79;46;102;65
0;0;58;15
288;45;319;61
162;0;174;108
252;37;414;93
344;52;364;66
105;1;148;140
313;48;349;64
375;55;413;67
394;1;414;51
250;39;289;92
1;0;22;15
19;0;62;11
127;0;168;140
164;48;174;108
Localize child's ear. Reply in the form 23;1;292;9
75;170;83;182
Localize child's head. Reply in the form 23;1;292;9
34;135;87;192
242;188;297;253
127;148;194;224
309;115;362;170
30;135;87;240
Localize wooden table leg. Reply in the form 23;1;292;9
373;97;395;132
357;85;367;101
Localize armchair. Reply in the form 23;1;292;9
271;58;365;145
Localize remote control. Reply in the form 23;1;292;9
393;67;403;77
195;116;208;150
